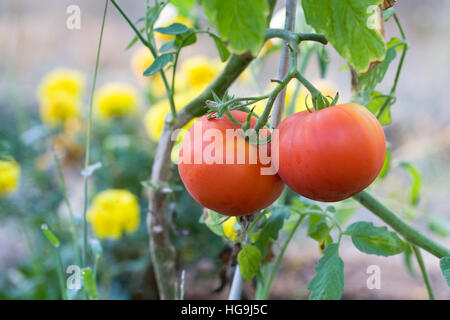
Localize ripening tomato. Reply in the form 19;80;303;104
277;103;386;202
178;110;284;216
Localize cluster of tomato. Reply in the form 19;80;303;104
178;102;386;216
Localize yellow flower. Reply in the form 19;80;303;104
144;92;196;142
95;83;139;120
37;68;85;102
181;57;221;92
87;189;140;240
222;217;238;241
40;91;81;126
0;158;20;196
37;68;85;126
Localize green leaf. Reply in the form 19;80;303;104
175;29;197;48
143;53;172;76
200;210;225;237
160;40;176;52
346;221;406;256
308;214;332;242
359;38;402;93
41;224;60;248
210;34;231;62
403;243;416;277
365;91;393;125
81;268;98;300
155;22;190;35
255;206;290;257
307;243;344;300
201;0;269;55
171;0;195;17
378;146;391;178
399;162;421;207
428;216;450;237
302;0;386;72
238;244;262;281
440;257;450;287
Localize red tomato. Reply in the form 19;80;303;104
178;110;284;216
277;103;386;202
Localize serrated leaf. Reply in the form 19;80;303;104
201;0;269;55
346;221;406;256
428;216;450;237
41;224;60;248
399;162;421;207
255;206;290;257
308;214;332;242
81;268;98;300
155;22;189;35
440;257;450;287
365;91;393;125
238;244;262;281
143;53;172;76
302;0;386;72
359;38;402;94
307;243;344;300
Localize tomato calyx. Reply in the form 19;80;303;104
307;91;340;112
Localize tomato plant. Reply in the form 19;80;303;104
278;103;386;202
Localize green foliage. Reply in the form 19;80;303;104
359;38;402;94
440;257;450;287
238;244;262;281
155;22;190;35
41;224;60;248
346;222;406;256
308;214;332;242
81;268;98;300
255;206;290;257
209;34;231;62
302;0;386;72
170;0;195;18
399;162;421;207
143;53;173;76
307;243;344;300
365;91;392;125
200;210;226;237
378;146;391;178
200;0;269;55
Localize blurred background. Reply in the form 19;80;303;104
0;0;449;299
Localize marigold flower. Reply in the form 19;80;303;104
37;68;85;126
144;92;196;142
181;57;221;92
0;158;20;196
87;189;140;240
95;83;139;120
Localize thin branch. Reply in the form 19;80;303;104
411;245;435;300
353;191;450;258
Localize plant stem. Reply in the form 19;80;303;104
270;0;297;129
54;248;67;300
52;147;81;266
82;0;109;267
411;245;435;300
377;13;407;118
353;191;450;258
265;29;327;45
228;265;244;300
258;214;306;300
110;0;176;119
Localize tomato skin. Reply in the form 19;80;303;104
278;103;386;202
178;110;284;216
